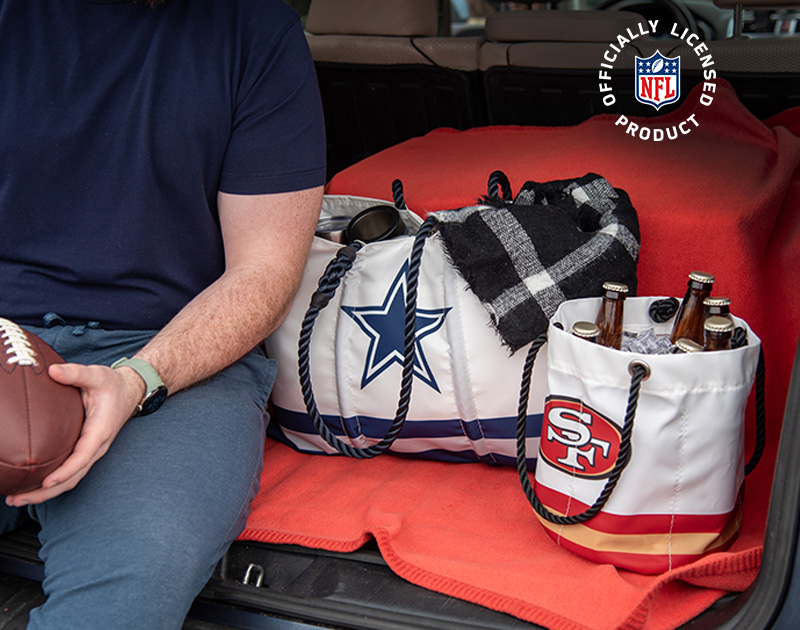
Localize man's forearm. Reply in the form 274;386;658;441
133;186;323;395
134;263;297;394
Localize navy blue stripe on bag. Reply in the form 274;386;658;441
269;406;543;467
272;406;543;441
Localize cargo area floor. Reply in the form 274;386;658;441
0;522;538;630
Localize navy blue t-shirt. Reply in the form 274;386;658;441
0;0;326;330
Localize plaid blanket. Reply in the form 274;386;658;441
430;173;640;352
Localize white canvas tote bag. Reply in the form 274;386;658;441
266;193;548;466
516;296;764;573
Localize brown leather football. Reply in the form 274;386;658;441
0;318;85;495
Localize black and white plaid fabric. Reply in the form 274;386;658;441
430;173;640;352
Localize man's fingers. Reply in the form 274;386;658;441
48;362;106;389
47;362;78;384
41;433;106;487
5;363;139;506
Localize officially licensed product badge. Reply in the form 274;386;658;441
600;21;717;140
634;50;680;110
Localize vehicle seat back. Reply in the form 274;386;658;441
479;10;649;125
305;0;486;177
479;10;645;69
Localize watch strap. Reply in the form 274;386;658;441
111;357;167;415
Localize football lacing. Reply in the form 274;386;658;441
0;318;38;366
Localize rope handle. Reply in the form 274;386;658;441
397;171;511;208
392;178;407;211
745;347;766;475
487;170;513;202
297;217;438;458
516;329;766;525
398;171;513;208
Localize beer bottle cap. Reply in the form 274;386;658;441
704;316;734;332
688;271;715;284
601;281;629;294
675;338;704;353
572;321;600;339
703;296;730;307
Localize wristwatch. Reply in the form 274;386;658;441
111;357;168;417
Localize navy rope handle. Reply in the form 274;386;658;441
515;331;647;525
648;297;680;324
297;218;437;458
745;347;766;475
392;178;407;210
487;170;513;201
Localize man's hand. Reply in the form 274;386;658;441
4;362;145;507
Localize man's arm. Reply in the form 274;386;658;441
5;186;323;507
134;186;323;393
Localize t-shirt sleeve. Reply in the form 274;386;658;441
219;16;326;195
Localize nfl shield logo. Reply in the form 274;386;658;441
635;51;680;110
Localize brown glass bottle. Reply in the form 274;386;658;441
704;316;733;351
704;296;731;321
595;281;628;349
572;321;600;343
669;271;715;344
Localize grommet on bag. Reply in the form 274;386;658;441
628;359;651;380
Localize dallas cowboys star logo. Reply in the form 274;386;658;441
341;262;451;392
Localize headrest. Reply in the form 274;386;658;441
713;0;799;7
485;10;647;43
305;0;438;37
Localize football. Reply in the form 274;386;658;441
0;318;85;496
651;58;664;73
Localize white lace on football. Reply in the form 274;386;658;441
0;318;38;366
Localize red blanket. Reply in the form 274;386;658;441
240;82;800;630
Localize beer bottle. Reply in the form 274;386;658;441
669;271;715;345
674;338;704;354
704;296;731;321
572;321;600;343
704;316;733;351
595;281;628;349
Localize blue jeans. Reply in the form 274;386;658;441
0;321;275;629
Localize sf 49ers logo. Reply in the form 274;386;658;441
540;396;622;478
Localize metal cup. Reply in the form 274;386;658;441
315;215;351;243
344;205;406;244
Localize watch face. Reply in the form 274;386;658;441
139;386;168;416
